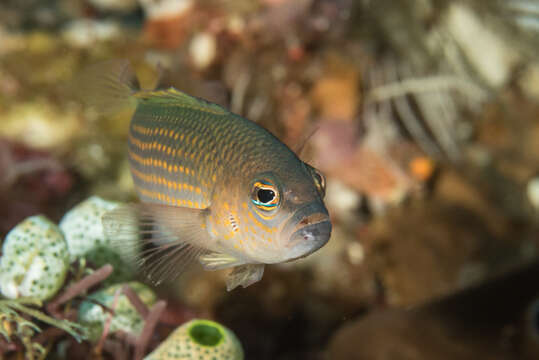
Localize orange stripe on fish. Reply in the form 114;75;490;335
247;212;273;234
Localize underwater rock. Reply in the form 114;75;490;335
328;307;510;360
324;179;361;227
0;215;69;300
145;319;244;360
140;0;192;20
78;281;157;342
527;177;539;211
311;121;358;169
327;261;539;360
521;297;539;359
173;269;228;316
0;1;64;29
59;196;133;284
519;63;539;101
363;201;504;306
277;82;311;147
189;32;217;70
0;100;81;150
141;0;194;49
444;3;520;88
469;91;539;223
310;54;360;122
310;121;428;208
296;225;378;306
0;27;25;56
61;19;123;48
0;139;74;236
87;0;138;13
313;132;414;206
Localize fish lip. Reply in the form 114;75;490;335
281;201;329;236
285;219;332;261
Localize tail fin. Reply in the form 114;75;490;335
73;59;139;115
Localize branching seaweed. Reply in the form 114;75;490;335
0;297;84;358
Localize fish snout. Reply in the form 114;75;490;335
282;202;331;261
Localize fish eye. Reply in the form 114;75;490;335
312;169;326;198
257;188;275;203
251;180;280;210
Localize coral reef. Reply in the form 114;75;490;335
1;0;538;358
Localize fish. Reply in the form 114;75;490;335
79;60;331;291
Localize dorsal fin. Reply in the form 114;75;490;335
73;59;138;116
134;88;228;116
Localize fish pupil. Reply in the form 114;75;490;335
257;189;275;204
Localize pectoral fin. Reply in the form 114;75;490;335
199;252;245;270
102;203;211;285
226;264;265;291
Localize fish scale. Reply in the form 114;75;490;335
83;60;331;290
128;92;290;209
128;106;217;208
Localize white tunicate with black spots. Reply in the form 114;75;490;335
59;196;132;283
0;215;70;300
77;281;157;342
60;196;119;261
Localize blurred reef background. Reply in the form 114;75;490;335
0;0;539;359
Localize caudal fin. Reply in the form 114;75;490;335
73;59;138;115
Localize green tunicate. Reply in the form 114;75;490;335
77;281;157;342
0;215;69;300
59;196;133;284
144;319;244;360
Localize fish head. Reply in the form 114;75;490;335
275;163;331;262
215;161;331;264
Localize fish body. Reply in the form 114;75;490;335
86;60;331;290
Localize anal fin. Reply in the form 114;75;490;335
226;264;265;291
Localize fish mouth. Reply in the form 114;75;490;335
287;220;332;260
281;202;332;261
